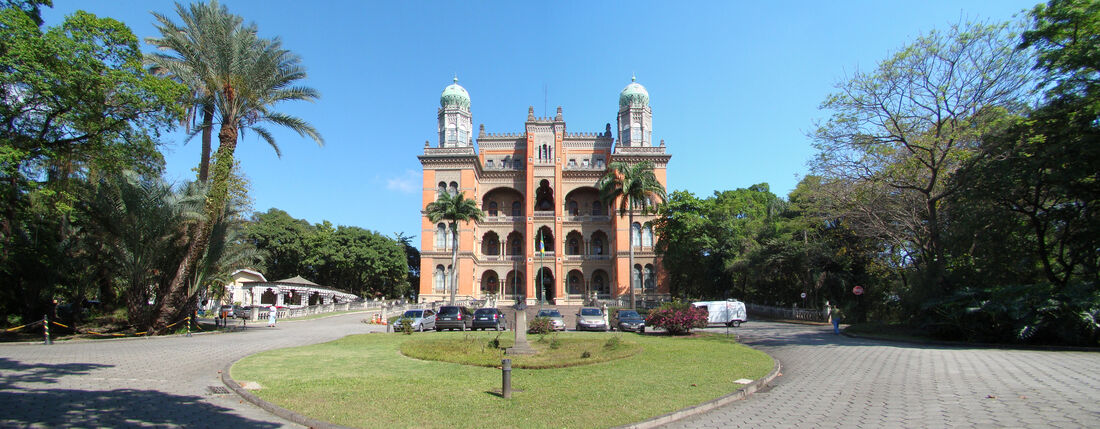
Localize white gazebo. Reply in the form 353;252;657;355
240;275;359;307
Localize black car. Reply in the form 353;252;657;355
435;305;474;331
613;309;646;332
472;308;507;331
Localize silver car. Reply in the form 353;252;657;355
575;307;608;331
394;309;435;332
536;309;566;331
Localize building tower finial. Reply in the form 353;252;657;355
453;74;458;84
631;73;636;82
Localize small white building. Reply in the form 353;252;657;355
223;270;359;307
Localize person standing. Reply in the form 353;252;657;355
267;305;278;327
830;304;843;335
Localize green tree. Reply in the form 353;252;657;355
394;232;421;299
153;3;323;331
146;0;243;183
597;161;667;309
245;208;311;279
811;21;1032;300
0;6;184;322
424;191;484;305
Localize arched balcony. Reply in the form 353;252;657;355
481;231;501;259
534;226;554;254
482;187;524;222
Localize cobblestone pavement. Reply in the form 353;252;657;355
665;322;1100;429
0;312;384;428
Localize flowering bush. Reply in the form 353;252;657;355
646;302;707;335
528;316;553;335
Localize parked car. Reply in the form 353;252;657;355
535;308;566;331
575;307;608;331
394;309;436;332
612;309;646;332
233;305;252;319
693;300;747;327
472;308;507;331
435;305;474;331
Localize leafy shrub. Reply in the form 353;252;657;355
924;282;1100;346
580;350;592;359
488;332;502;349
604;336;622;350
549;335;561;349
528;316;553;335
646;301;708;335
397;317;414;335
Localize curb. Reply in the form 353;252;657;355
221;361;355;429
613;357;782;429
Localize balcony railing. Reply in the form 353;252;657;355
587;255;611;260
566;215;611;222
481;215;522;223
533;210;555;218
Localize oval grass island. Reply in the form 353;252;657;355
231;331;773;428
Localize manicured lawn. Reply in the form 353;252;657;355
400;334;642;368
232;331;773;428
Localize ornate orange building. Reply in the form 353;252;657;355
418;77;670;306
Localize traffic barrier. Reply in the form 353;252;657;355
2;319;43;332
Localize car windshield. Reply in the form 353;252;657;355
580;308;601;316
438;307;459;315
537;310;561;317
403;310;423;318
619;311;640;318
474;309;495;315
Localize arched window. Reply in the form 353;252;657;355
434;265;446;293
509;236;522;256
435;223;446;248
644;264;656;291
568;273;582;295
643;225;654;247
592;201;602;216
448;181;458;195
632;264;643;290
488;201;498;217
631;223;642;247
592;237;603;255
568;238;579;255
511;201;521;216
437;181;446;195
568;201;579;216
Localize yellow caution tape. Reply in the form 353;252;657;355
3;319;44;332
51;321;70;329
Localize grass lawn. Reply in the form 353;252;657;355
231;331;773;428
400;334;642;368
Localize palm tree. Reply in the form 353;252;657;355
597;161;667;309
424;191;485;305
152;4;323;331
146;0;244;183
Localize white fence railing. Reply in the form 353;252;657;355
745;303;826;322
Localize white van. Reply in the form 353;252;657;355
693;300;747;327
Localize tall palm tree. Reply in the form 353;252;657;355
146;0;244;183
152;4;323;331
424;191;485;305
597;161;667;309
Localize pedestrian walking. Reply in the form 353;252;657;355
830;304;843;335
267;305;277;327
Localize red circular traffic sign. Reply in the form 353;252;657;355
853;286;864;296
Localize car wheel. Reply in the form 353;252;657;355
640;327;645;333
733;321;741;327
435;326;442;332
418;324;424;332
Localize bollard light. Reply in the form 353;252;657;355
502;358;512;399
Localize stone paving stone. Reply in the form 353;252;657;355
661;322;1100;429
0;312;385;428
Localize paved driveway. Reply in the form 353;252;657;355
0;312;383;428
665;322;1100;428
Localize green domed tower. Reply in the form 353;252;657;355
617;75;652;148
438;77;473;147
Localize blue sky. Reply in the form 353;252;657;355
42;0;1037;248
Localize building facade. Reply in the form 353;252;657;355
418;77;671;306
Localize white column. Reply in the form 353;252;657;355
276;288;285;306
